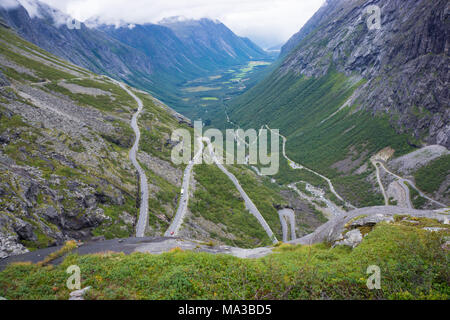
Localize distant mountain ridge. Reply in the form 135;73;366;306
0;1;154;79
0;0;270;112
102;17;269;78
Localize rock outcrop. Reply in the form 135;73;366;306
0;234;28;259
292;206;449;247
0;70;9;87
69;287;91;301
333;229;363;248
0;150;126;258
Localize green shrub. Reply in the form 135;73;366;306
1;222;448;300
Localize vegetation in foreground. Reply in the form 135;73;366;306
1;221;448;300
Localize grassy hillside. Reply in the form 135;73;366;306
0;26;191;248
186;165;277;248
414;155;450;195
225;70;416;207
1;26;307;251
1;220;448;300
0;25;145;247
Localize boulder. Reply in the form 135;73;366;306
62;208;109;231
13;220;37;241
93;208;111;224
43;206;59;223
119;211;135;225
83;194;97;208
0;234;29;259
69;287;91;301
0;132;10;145
333;229;363;248
24;181;40;205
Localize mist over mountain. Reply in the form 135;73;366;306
0;1;154;77
0;0;271;112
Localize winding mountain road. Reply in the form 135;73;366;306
372;160;389;206
266;126;355;210
204;139;278;243
389;180;413;209
222;113;353;211
374;160;446;208
115;81;149;238
164;138;204;237
165;137;278;244
278;208;297;242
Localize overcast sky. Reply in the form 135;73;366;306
36;0;325;49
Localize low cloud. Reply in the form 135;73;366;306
36;0;324;48
0;0;20;9
1;0;73;27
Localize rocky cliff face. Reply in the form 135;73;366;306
279;0;449;147
225;0;449;208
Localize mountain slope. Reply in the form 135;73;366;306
98;23;200;79
0;25;307;257
100;18;272;114
0;1;271;116
0;1;154;81
0;22;197;257
159;17;269;69
226;0;449;207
